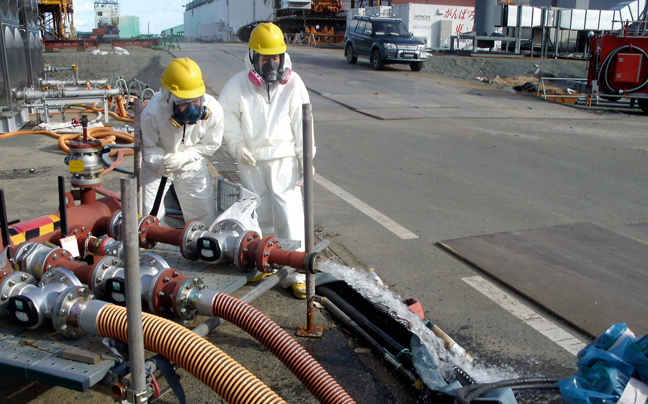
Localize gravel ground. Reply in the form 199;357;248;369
423;52;587;82
43;45;175;91
42;44;588;94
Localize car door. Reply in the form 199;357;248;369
354;20;368;56
358;20;373;57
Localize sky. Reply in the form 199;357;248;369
72;1;186;35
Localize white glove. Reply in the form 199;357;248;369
163;152;191;173
237;147;256;166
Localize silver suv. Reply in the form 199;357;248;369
343;16;427;71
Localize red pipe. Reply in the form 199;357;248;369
211;293;356;404
4;195;121;251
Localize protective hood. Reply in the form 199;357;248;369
219;52;314;163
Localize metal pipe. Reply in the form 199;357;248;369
39;79;108;87
302;103;316;333
58;176;69;237
121;177;147;403
0;190;11;255
14;88;122;100
133;98;144;215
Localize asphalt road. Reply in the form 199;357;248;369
1;42;647;403
178;42;648;388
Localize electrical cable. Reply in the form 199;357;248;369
454;377;561;404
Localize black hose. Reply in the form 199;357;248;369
149;176;168;217
598;45;648;95
58;176;68;237
454;377;561;404
316;284;416;371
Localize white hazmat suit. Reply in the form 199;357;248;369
220;52;314;292
141;89;224;226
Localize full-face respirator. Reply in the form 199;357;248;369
248;51;291;88
169;96;210;129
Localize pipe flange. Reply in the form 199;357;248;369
41;248;74;278
180;221;207;260
67;224;90;249
139;252;169;272
107;210;123;239
0;271;36;317
90;256;122;298
150;268;184;319
256;236;281;273
138;215;159;249
174;276;205;322
235;231;261;272
53;285;94;339
41;267;82;289
210;218;245;236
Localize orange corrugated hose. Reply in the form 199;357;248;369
96;305;286;404
0;127;134;157
212;294;356;404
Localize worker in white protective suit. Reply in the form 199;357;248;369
141;57;224;226
219;22;314;299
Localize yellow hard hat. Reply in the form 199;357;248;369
161;57;205;99
249;22;287;55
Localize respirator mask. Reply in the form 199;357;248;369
248;51;291;88
169;96;210;129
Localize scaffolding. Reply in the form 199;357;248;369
38;0;76;40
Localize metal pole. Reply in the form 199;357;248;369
133;98;144;215
296;103;322;338
121;176;148;403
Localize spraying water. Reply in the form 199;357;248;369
316;260;520;386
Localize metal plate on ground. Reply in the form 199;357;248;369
0;325;117;391
438;222;648;337
147;243;257;295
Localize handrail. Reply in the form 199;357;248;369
536;76;587;99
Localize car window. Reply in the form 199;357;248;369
348;19;359;33
364;21;372;35
356;20;366;34
373;21;410;37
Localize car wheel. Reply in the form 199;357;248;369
345;45;357;64
638;98;648;114
371;49;384;70
410;61;424;72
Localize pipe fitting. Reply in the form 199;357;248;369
12;242;73;280
303;252;321;275
4;268;82;330
53;284;94;338
88;235;123;259
66;138;104;188
0;271;37;319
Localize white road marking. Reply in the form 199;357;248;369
314;173;419;240
462;275;587;356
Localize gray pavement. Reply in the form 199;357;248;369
1;42;647;404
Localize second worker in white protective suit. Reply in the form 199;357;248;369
141;57;224;226
219;23;315;299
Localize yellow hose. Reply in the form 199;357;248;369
96;305;285;404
